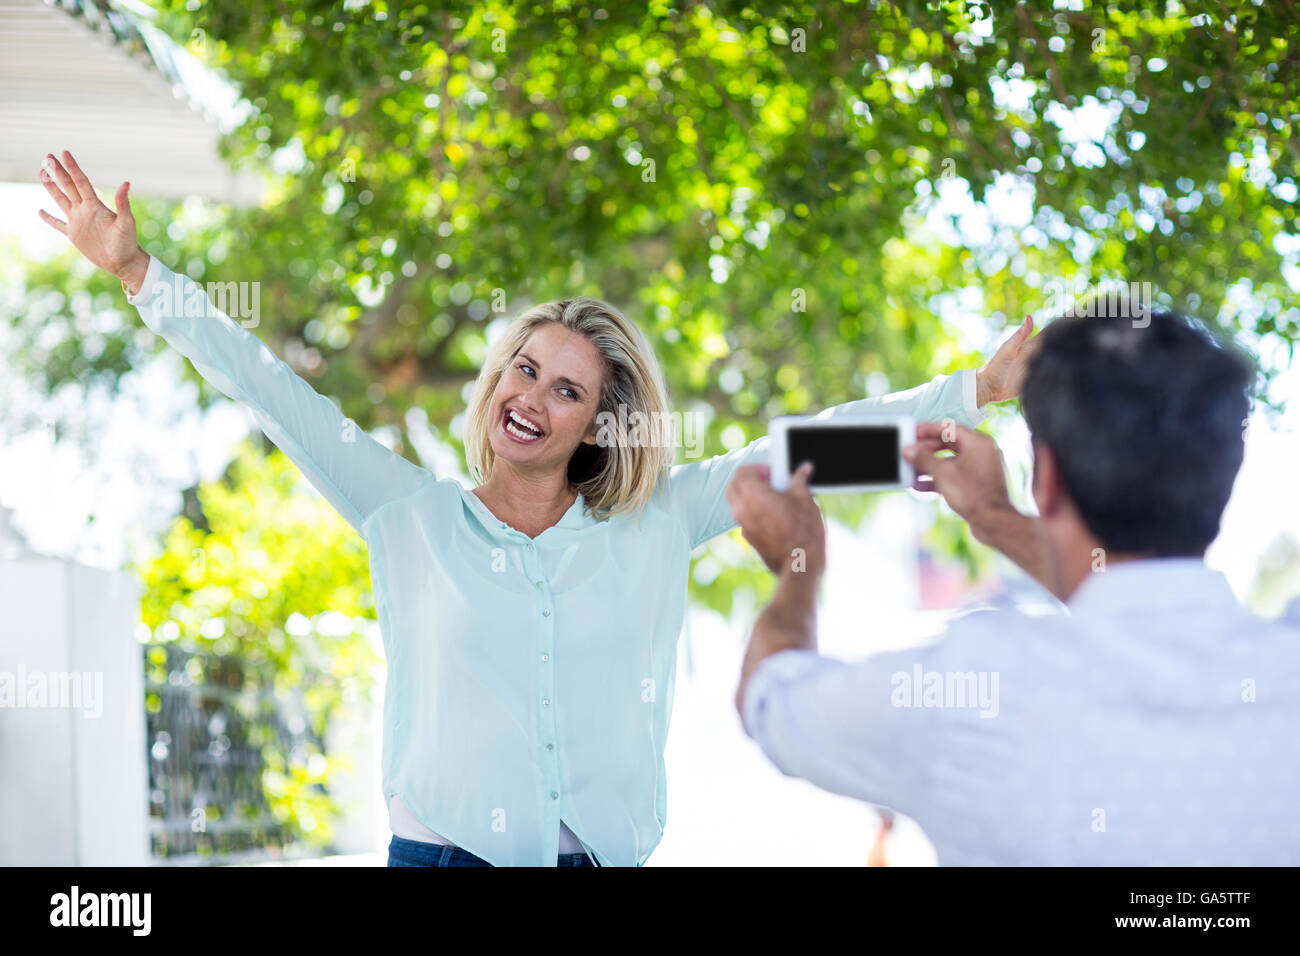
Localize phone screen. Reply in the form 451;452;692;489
786;423;901;486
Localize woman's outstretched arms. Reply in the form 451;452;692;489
37;150;433;537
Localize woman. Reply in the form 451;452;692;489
37;151;1034;866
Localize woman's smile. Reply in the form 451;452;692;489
502;406;546;443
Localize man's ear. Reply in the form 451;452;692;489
1031;439;1066;518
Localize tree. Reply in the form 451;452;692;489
134;441;380;851
9;0;1298;610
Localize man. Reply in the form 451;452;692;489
726;307;1300;864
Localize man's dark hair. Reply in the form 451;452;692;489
1020;304;1255;556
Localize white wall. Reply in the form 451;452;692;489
0;557;148;865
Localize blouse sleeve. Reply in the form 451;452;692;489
126;255;434;538
668;369;985;550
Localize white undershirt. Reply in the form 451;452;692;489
389;794;587;855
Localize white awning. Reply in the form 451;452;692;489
0;0;262;204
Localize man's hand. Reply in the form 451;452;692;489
725;462;826;577
902;423;1014;543
731;462;826;726
903;423;1060;598
37;150;149;293
975;315;1040;406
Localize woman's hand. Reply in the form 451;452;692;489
975;314;1039;406
37;150;149;293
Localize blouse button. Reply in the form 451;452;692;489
542;608;551;617
542;698;550;707
546;744;554;751
541;653;549;662
550;792;559;800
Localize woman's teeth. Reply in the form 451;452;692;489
505;409;543;441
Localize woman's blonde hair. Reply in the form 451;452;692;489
464;297;673;521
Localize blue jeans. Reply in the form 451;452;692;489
387;834;598;867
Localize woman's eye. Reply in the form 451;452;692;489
560;388;577;400
518;364;534;377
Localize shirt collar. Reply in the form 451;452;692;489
459;484;595;544
1065;556;1241;619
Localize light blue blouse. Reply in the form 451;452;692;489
127;255;986;865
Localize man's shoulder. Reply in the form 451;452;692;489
1282;596;1300;629
896;596;1083;679
940;591;1076;641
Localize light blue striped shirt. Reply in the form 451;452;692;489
127;254;986;865
743;559;1300;864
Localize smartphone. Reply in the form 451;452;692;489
768;415;915;493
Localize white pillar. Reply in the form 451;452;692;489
0;556;148;865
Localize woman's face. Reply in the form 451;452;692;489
487;322;605;475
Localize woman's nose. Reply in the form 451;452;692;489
519;381;546;410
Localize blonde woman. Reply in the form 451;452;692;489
38;151;1034;866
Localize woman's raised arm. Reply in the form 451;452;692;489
668;370;984;550
669;316;1037;549
37;150;433;537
